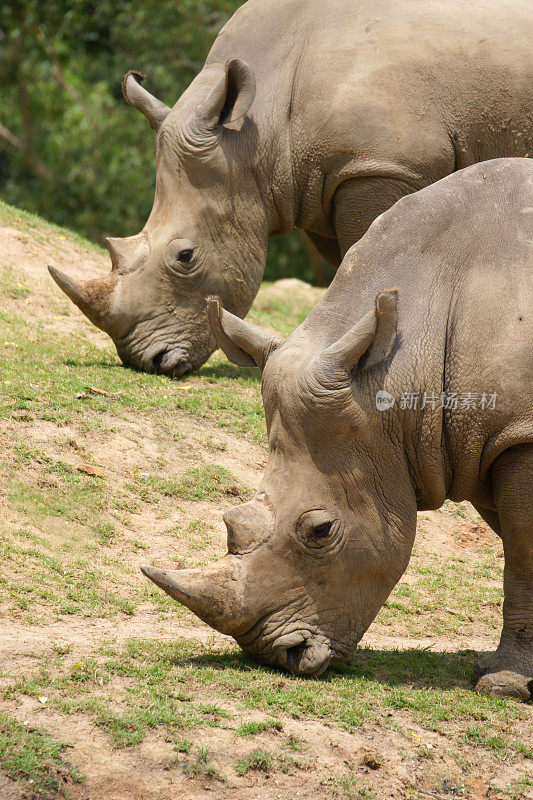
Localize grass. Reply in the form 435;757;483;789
0;316;265;439
0;283;266;443
235;747;273;775
0;202;276;625
0;198;104;252
0;524;138;619
174;738;192;753
0;264;31;300
131;464;251;503
3;637;530;762
0;394;251;622
0;712;83;793
375;543;503;637
182;747;224;780
237;719;283;736
462;727;533;758
322;774;378;799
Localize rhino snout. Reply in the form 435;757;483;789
152;345;193;376
117;340;197;377
273;632;332;677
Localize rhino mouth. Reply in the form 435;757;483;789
152;346;193;376
117;342;195;377
239;626;333;677
274;633;332;677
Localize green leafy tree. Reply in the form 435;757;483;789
0;0;330;283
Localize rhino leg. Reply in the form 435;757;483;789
473;444;533;701
474;507;501;537
304;231;342;269
334;176;420;254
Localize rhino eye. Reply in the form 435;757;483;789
177;249;194;264
296;512;340;551
309;521;333;541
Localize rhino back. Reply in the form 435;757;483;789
205;0;532;230
289;159;532;507
441;160;533;502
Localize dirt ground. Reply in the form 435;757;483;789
0;209;531;800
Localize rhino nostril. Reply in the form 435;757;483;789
152;350;166;373
224;518;242;554
285;643;308;672
171;358;192;378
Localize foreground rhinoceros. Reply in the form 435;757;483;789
49;0;532;376
142;158;533;698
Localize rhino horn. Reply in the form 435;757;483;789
122;71;170;130
106;232;149;273
207;296;285;370
48;265;118;335
141;558;245;636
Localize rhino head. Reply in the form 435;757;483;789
49;61;268;376
142;295;418;675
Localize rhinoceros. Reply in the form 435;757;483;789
141;158;533;699
48;0;532;376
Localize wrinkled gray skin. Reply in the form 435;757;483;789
143;159;533;700
49;0;532;375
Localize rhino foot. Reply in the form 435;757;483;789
473;650;532;701
474;670;532;701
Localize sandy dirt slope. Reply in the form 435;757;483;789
0;212;531;800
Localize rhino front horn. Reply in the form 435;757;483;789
47;264;117;335
141;558;246;636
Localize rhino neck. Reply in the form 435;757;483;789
203;17;302;238
239;88;298;238
377;299;454;512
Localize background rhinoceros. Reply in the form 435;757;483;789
142;158;533;700
49;0;533;376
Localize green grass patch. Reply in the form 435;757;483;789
0;199;104;252
0;524;138;619
174;738;192;753
0;265;31;300
183;747;224;780
376;547;503;636
4;638;530;758
463;726;532;758
133;464;248;502
237;718;283;736
0;712;83;792
0;306;265;441
235;747;273;775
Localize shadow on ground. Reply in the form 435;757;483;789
176;646;481;690
198;363;261;382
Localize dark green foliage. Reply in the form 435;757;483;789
0;1;329;283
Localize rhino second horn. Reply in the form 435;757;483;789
47;265;117;335
122;71;170;130
140;560;245;636
106;232;150;273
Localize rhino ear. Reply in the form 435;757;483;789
207;297;285;370
321;290;399;376
122;71;171;130
196;59;256;129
